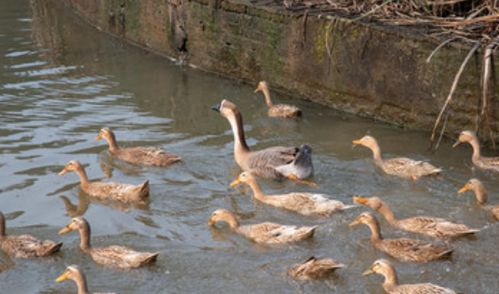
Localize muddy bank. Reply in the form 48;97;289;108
64;0;498;143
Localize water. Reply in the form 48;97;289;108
1;0;498;293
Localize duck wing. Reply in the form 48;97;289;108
0;235;62;258
378;238;453;263
238;222;316;244
85;180;149;202
267;193;347;216
90;245;158;269
268;104;302;118
397;216;478;239
116;147;181;166
288;256;344;280
393;283;456;294
382;158;441;179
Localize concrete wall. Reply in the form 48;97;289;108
65;0;498;143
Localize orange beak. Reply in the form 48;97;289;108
353;196;369;205
458;183;470;194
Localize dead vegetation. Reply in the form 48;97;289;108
283;0;498;146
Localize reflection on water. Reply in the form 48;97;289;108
0;0;498;293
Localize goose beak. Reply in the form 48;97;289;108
353;196;369;205
458;183;470;194
211;103;221;112
55;270;70;282
352;139;362;145
58;225;73;235
452;141;461;148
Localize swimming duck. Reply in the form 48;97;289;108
363;259;456;294
254;81;302;118
211;99;313;180
0;211;62;258
458;178;499;220
96;127;181;167
453;130;499;172
231;172;354;216
59;217;158;269
58;160;149;203
207;209;316;245
352;135;441;180
288;256;344;280
353;196;479;239
56;264;115;294
349;212;453;263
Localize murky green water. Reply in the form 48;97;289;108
1;0;498;293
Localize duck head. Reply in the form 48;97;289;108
353;196;383;211
453;130;477;147
58;160;84;176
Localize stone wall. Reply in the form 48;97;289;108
65;0;498;143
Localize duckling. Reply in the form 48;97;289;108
458;178;499;220
254;81;302;118
0;211;62;258
349;212;453;263
453;130;499;172
96;127;181;167
352;135;441;180
353;196;479;239
59;217;158;269
363;259;456;294
207;209;316;245
56;264;115;294
212;99;313;181
58;160;149;203
288;256;344;280
231;172;354;216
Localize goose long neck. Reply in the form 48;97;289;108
247;180;266;201
227;113;250;154
75;166;90;187
261;86;274;108
468;138;481;161
73;272;90;294
0;213;5;237
105;133;120;153
377;203;397;224
381;267;399;290
78;222;91;251
366;219;382;242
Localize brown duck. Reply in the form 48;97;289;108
353;196;479;239
349;212;453;263
458;178;499;220
231;172;354;216
96;127;181;167
208;209;316;245
59;217;158;269
211;99;313;180
59;160;149;203
288;256;344;280
56;264;116;294
453;130;499;172
363;259;456;294
0;212;62;258
352;135;441;180
254;81;302;118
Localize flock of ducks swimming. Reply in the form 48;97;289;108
1;81;499;293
